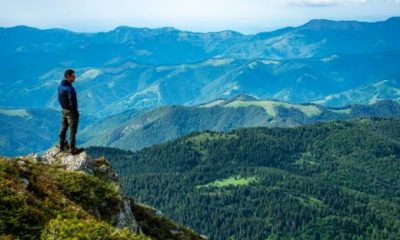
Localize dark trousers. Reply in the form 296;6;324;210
59;109;79;149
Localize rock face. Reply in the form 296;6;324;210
41;146;119;181
39;145;142;234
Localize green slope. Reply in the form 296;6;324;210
80;99;400;153
0;156;202;240
88;118;400;240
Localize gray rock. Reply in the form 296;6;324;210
26;153;41;163
22;178;29;189
117;199;143;234
40;145;143;234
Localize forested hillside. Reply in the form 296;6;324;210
89;118;400;239
80;99;400;153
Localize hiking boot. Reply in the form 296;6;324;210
59;140;70;152
70;147;84;155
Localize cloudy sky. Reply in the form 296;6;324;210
1;0;399;33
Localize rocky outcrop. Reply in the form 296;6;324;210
41;146;118;181
37;145;142;234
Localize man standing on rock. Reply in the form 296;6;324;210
58;69;83;155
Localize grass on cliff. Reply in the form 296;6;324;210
0;157;149;240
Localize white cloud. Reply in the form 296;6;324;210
286;0;367;7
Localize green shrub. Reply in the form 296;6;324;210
54;171;122;223
41;215;150;240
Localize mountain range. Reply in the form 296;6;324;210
2;17;399;65
1;17;399;118
2;97;400;156
312;79;400;107
79;97;400;152
0;108;59;156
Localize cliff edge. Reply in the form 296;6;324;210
0;145;204;240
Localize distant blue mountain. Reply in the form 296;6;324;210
2;17;399;65
0;108;59;156
312;79;400;107
0;107;93;156
1;17;399;117
1;51;399;117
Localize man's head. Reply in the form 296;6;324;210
64;69;76;83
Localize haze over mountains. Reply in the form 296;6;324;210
1;17;400;118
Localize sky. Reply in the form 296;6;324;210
0;0;399;33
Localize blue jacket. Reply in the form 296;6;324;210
58;80;78;113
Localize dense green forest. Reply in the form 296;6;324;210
89;117;400;240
